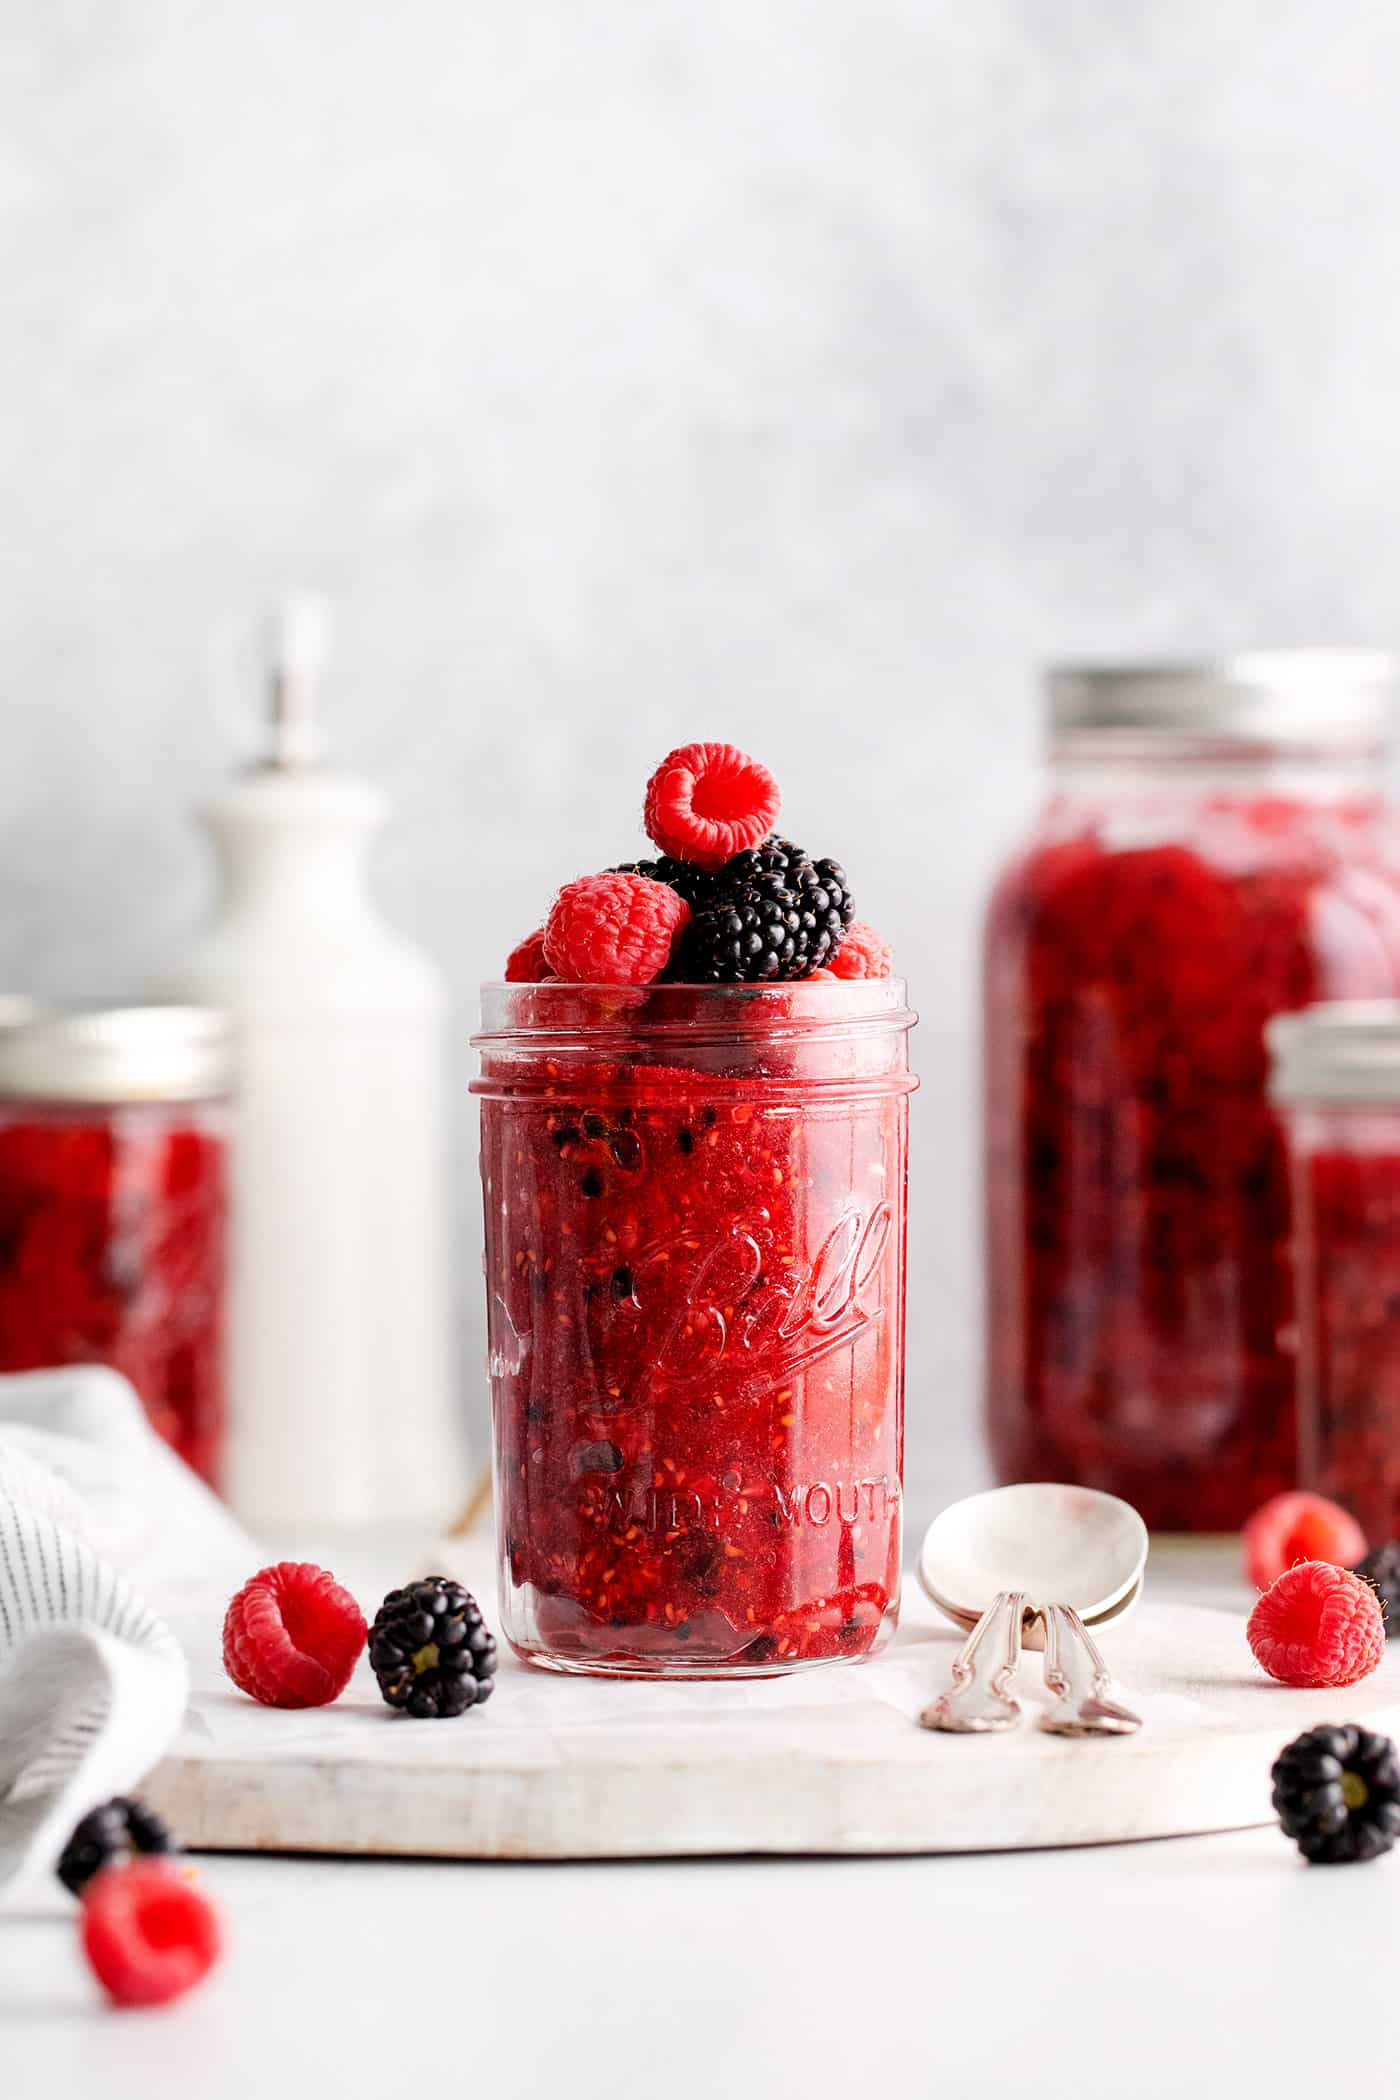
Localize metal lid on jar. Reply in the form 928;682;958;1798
0;1006;234;1104
1267;1002;1400;1105
1049;649;1398;750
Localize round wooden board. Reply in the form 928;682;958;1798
146;1555;1400;1859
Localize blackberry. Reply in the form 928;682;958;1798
1353;1541;1400;1634
609;856;718;913
673;836;855;983
369;1577;498;1718
1271;1722;1400;1863
56;1797;177;1897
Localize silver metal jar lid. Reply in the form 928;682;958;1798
1267;1002;1400;1105
0;1006;234;1104
1049;649;1398;749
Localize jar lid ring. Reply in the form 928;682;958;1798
0;1006;234;1104
1049;650;1397;748
1268;1001;1400;1104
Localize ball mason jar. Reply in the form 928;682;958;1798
1269;1003;1400;1541
984;652;1400;1529
473;979;916;1676
0;1007;232;1485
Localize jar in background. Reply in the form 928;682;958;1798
0;1008;232;1486
984;652;1400;1529
1269;1003;1400;1539
473;980;916;1677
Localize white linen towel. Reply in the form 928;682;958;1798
0;1366;252;1905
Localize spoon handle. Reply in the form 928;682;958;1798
1038;1602;1142;1736
921;1589;1026;1733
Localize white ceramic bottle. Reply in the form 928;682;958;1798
151;600;463;1533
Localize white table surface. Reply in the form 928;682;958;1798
4;1540;1395;2100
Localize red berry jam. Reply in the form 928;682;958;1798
474;981;915;1675
0;1103;228;1484
1279;1098;1400;1541
984;776;1400;1529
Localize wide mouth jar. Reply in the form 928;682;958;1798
472;980;917;1678
984;656;1400;1532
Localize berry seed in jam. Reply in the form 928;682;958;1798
474;981;915;1677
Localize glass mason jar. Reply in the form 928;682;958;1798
473;979;916;1677
984;651;1400;1530
0;1007;233;1486
1269;1003;1400;1540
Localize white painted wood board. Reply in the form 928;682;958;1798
144;1548;1400;1858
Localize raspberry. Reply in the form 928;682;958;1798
543;873;690;985
643;742;781;869
1242;1490;1367;1591
827;920;893;980
222;1562;367;1709
80;1861;222;2008
505;929;554;982
1247;1560;1385;1687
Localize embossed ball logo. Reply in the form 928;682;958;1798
634;1202;894;1404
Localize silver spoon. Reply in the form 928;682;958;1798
917;1484;1148;1737
918;1483;1148;1631
920;1588;1026;1734
1038;1601;1143;1737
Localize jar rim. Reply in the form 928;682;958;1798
475;976;915;1045
1048;649;1397;753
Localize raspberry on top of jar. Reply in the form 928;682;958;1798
475;742;914;1679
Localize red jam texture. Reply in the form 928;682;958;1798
984;791;1400;1530
481;1061;907;1672
1293;1136;1400;1540
0;1106;227;1484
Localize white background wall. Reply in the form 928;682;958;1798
5;2;1400;1523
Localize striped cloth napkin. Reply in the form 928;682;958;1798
0;1366;251;1904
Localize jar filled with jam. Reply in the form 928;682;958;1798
0;1006;232;1485
984;652;1400;1529
474;979;915;1676
1269;1003;1400;1540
